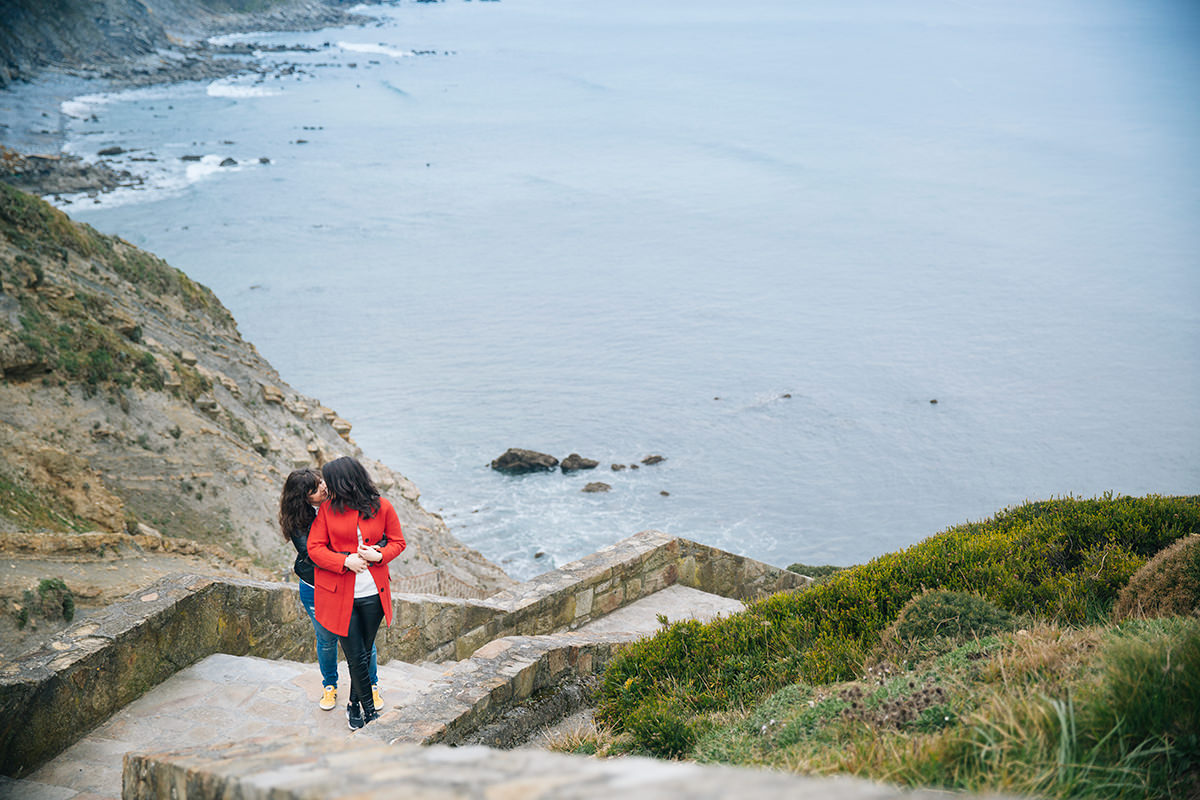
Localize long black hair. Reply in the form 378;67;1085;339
278;468;321;541
322;456;381;519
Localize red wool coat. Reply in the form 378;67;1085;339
307;497;406;637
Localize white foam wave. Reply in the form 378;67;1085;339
206;79;281;98
62;84;197;119
46;154;255;211
336;41;412;59
61;93;113;119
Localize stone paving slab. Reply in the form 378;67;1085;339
576;584;744;634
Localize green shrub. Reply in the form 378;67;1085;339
883;590;1015;646
1113;534;1200;622
598;495;1200;732
37;578;75;622
625;698;699;759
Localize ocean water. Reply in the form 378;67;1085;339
30;0;1200;579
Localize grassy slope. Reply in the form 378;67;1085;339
580;494;1200;799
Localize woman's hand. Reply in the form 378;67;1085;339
344;553;369;573
358;543;383;563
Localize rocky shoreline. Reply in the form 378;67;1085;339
0;0;378;196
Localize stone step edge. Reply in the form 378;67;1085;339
123;738;967;800
356;630;641;748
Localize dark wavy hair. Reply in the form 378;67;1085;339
322;456;381;519
278;468;322;541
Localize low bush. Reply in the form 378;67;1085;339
624;698;701;759
1113;534;1200;621
880;590;1015;652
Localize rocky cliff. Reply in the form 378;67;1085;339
0;182;513;599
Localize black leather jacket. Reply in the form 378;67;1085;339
289;507;318;585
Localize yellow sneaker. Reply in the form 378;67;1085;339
372;684;384;710
319;685;337;711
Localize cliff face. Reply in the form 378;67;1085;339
0;0;364;87
0;182;513;596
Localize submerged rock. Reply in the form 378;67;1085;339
582;482;611;493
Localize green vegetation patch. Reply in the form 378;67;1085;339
0;472;90;532
598;494;1200;729
676;620;1200;799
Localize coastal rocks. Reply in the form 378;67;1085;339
491;448;558;474
0;145;139;197
491;448;669;496
560;453;598;473
330;418;353;440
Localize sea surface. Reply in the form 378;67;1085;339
13;0;1200;580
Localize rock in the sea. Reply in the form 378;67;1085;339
611;463;626;471
641;455;666;466
582;482;611;493
560;453;598;473
490;448;558;474
219;157;237;167
97;146;125;156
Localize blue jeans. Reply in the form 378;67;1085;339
298;580;377;688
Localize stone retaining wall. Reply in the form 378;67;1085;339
0;530;807;777
377;530;808;664
0;574;310;777
362;631;640;748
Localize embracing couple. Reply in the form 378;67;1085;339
279;456;406;730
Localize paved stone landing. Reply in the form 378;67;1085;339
0;654;444;800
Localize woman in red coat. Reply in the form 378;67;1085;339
307;456;405;729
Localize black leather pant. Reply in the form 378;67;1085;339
339;594;384;715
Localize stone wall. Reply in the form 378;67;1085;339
0;575;311;777
377;530;808;664
0;530;807;777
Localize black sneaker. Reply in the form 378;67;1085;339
347;702;365;731
363;709;380;726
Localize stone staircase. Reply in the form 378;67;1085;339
4;653;447;799
0;532;828;800
1;585;747;800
